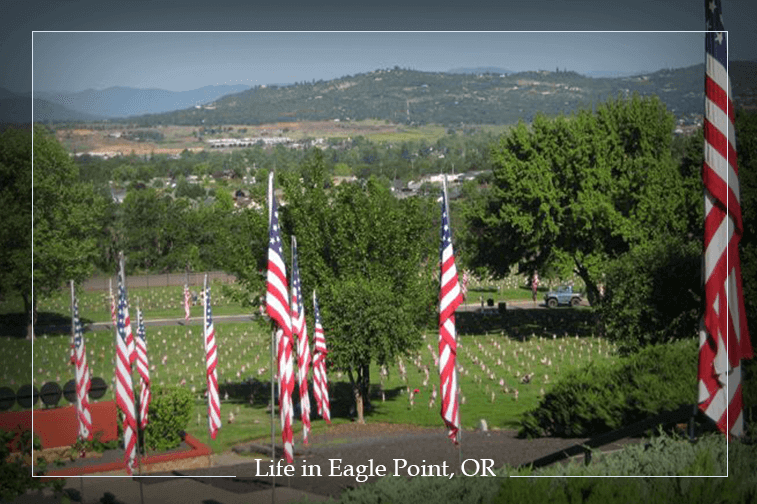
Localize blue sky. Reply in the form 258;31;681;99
3;0;756;94
31;32;706;93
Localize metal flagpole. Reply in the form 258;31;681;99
120;253;145;502
269;171;277;504
70;280;85;500
443;175;463;473
203;274;214;465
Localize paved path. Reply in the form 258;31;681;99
13;424;643;504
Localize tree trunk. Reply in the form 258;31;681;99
574;261;600;307
347;367;365;424
23;292;35;340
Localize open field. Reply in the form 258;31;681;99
2;306;613;453
54;120;511;155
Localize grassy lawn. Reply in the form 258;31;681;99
2;306;613;454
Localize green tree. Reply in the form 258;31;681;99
464;95;689;306
32;125;107;339
0;128;33;332
280;150;436;423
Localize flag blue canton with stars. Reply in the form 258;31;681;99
706;0;727;66
205;287;213;327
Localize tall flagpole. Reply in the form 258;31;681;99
442;175;463;472
203;273;214;464
70;280;85;500
268;171;277;503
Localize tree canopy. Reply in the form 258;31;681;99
463;94;694;305
31;126;107;338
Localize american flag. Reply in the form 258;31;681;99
698;0;753;438
266;172;294;463
438;177;463;443
135;308;151;431
461;270;470;301
115;263;138;473
184;283;191;321
72;297;93;442
312;290;330;423
290;237;311;444
204;283;222;440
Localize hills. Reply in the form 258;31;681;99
3;62;755;126
128;62;756;127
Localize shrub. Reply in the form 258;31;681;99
142;385;194;452
600;236;701;353
519;339;698;437
0;429;65;501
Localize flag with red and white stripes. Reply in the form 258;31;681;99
135;308;151;431
290;237;311;444
266;172;294;463
438;177;463;443
184;284;191;321
115;263;138;474
698;0;753;438
312;290;330;423
204;283;222;440
72;297;93;442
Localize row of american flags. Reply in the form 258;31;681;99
73;262;224;474
67;0;750;474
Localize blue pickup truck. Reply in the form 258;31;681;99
544;285;583;308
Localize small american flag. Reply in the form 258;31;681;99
290;237;311;444
72;296;93;442
135;308;151;431
115;261;137;474
184;284;191;321
438;176;463;443
266;172;294;463
204;283;222;440
312;290;330;423
698;0;753;438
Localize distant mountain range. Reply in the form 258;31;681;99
2;62;755;125
0;84;252;124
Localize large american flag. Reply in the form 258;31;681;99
312;291;330;423
72;297;93;442
135;308;151;431
115;263;138;474
698;0;753;438
290;237;311;444
184;283;191;321
438;177;463;443
204;283;222;440
266;172;294;463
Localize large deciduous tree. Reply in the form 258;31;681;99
32;126;106;339
0;127;33;334
464;95;690;306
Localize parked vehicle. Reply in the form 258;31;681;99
544;285;582;308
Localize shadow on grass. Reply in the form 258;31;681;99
456;308;597;340
0;312;97;338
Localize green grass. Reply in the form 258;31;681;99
2;310;615;453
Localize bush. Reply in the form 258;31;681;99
0;429;65;501
600;236;701;352
519;339;698;437
142;385;194;452
493;433;757;503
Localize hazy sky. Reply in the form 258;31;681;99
4;0;756;94
31;32;706;93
